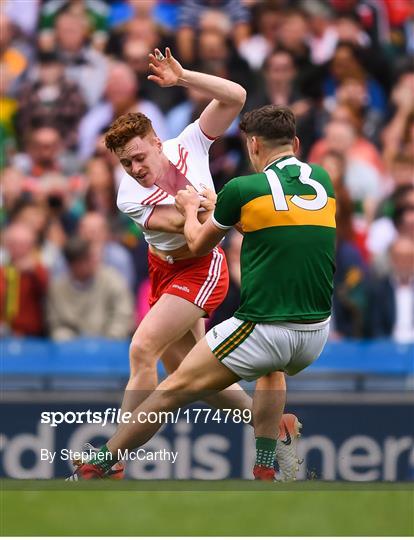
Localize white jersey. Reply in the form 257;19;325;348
117;120;215;251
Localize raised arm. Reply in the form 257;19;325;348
148;47;246;138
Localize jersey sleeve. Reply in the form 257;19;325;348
212;179;241;229
177;119;216;156
117;199;154;230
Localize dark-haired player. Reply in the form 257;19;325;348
72;52;302;481
69;105;334;482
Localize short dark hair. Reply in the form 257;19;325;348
239;105;296;146
63;237;90;264
105;112;154;152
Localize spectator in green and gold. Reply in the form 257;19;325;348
38;0;109;52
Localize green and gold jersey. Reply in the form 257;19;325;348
212;156;336;322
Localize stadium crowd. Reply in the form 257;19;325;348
0;0;413;343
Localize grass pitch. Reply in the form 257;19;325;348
1;480;413;536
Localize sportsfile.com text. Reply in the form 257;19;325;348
40;408;252;427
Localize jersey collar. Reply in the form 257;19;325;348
263;155;295;171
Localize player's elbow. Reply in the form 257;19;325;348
233;85;247;108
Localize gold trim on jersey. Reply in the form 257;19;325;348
240;195;336;232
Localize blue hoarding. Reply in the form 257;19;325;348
1;399;413;481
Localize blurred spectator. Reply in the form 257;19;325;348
0;167;24;221
309;120;382;220
332;79;385;145
2;0;40;37
52;11;108;107
208;135;246;193
13;124;81;176
321;151;367;337
122;38;184;113
384;0;414;32
248;48;318;158
0;222;48;336
78;61;167;161
47;237;133;340
106;12;163;59
0;14;33;95
304;0;338;65
11;125;84;207
320;149;368;259
367;185;414;259
381;69;414;167
16;52;86;150
78;211;135;291
335;12;371;46
84;157;118;217
387;154;414;193
108;0;164;30
12;123;56;173
330;0;391;46
38;0;109;52
0;63;18;167
365;236;414;343
9;199;67;277
315;102;384;172
323;41;387;117
277;8;317;91
278;9;309;60
92;132;125;183
238;3;282;69
395;204;414;243
176;0;251;64
255;49;303;107
334;13;392;94
196;28;255;94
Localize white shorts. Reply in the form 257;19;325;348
205;316;330;381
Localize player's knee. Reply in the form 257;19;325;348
129;337;158;373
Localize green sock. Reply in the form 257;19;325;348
88;444;118;473
255;437;276;468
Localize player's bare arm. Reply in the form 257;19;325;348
146;202;213;234
192;188;244;235
148;47;246;138
175;188;226;256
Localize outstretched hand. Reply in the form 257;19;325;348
148;47;184;87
